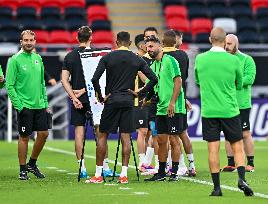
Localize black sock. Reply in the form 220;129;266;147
20;165;27;172
247;156;254;167
172;161;179;174
237;166;246;181
211;172;220;190
227;156;235;166
28;158;37;167
159;162;166;176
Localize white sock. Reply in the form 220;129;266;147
179;154;187;168
144;147;154;166
78;159;86;171
167;150;172;168
120;166;128;177
103;158;110;171
95;166;103;177
155;155;159;170
187;153;195;169
138;153;145;167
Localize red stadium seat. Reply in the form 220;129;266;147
87;5;108;22
251;0;268;12
166;18;190;33
33;30;49;43
164;5;188;20
0;0;19;10
70;31;78;44
179;43;189;51
191;18;212;36
62;0;85;8
92;30;114;44
40;0;62;8
49;30;72;44
19;0;40;10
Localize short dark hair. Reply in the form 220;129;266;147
162;30;176;47
21;30;35;40
77;26;92;43
135;34;144;48
143;27;158;36
173;30;183;38
117;31;130;43
144;35;160;44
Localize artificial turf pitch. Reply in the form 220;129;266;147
0;140;267;204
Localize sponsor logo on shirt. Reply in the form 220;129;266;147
21;65;26;70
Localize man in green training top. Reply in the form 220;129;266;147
6;30;49;180
144;35;186;182
195;27;253;196
0;65;4;88
222;34;256;173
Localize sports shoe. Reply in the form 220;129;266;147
245;165;255;172
168;173;179;182
103;169;120;177
79;169;88;179
27;164;45;179
19;171;29;180
118;176;128;184
210;188;223;196
141;168;158;176
238;179;254;196
221;165;236;172
187;168;197;177
177;166;188;176
85;176;104;184
139;164;154;172
144;173;166;182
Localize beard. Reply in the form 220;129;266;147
22;44;34;53
226;46;237;54
148;50;160;59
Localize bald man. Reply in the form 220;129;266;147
195;27;253;196
222;34;256;173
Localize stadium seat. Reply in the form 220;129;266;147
238;30;260;43
87;5;109;22
255;7;268;19
191;18;212;36
258;17;268;32
64;7;86;20
0;30;20;42
206;0;227;7
164;5;188;20
260;31;268;43
91;20;111;31
231;5;253;19
49;30;72;44
251;0;268;12
19;18;43;31
16;7;37;19
229;0;250;7
0;6;13;19
160;0;184;7
0;0;19;10
66;18;87;31
62;0;86;8
0;18;19;32
92;30;114;44
33;30;49;43
188;5;209;19
185;0;206;7
213;18;237;33
70;31;78;44
194;32;210;43
40;7;61;20
42;18;66;30
179;43;189;51
237;18;257;32
181;32;192;43
166;18;191;33
209;5;231;18
86;0;106;6
19;0;40;11
40;0;62;8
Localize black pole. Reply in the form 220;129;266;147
110;134;121;182
130;134;140;181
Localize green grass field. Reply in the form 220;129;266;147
0;140;267;204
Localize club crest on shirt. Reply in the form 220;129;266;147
139;120;144;125
35;60;39;65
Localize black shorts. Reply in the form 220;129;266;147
240;108;250;131
202;115;243;143
70;103;91;126
17;108;48;137
148;102;157;122
156;113;187;135
134;106;149;129
99;105;134;133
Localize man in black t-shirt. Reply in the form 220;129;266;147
88;31;158;184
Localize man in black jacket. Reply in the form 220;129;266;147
87;31;158;184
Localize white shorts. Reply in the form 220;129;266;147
91;100;104;125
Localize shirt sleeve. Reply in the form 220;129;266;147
242;56;256;86
40;57;48;108
235;58;243;90
5;57;24;111
62;53;71;72
169;56;181;79
194;56;200;86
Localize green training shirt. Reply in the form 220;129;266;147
235;51;256;109
195;47;243;118
0;64;4;89
150;54;186;115
6;50;48;112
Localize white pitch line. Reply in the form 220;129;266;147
43;146;268;199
